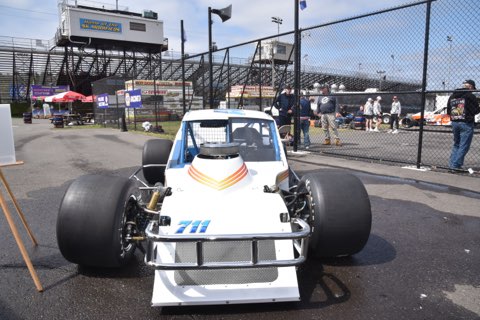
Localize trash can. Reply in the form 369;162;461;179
23;112;32;124
52;116;64;128
120;113;128;132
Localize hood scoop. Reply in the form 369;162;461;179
188;143;252;191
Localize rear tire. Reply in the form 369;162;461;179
298;171;371;258
401;118;414;128
57;175;139;268
142;139;173;185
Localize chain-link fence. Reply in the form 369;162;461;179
91;0;479;173
297;0;480;171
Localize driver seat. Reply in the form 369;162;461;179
232;127;263;146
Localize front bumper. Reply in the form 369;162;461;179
145;218;310;270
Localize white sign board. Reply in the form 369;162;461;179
0;104;16;165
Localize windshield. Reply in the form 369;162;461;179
178;117;280;163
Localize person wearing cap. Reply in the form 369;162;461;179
274;85;294;126
364;97;374;131
314;84;342;146
373;96;383;132
446;79;480;171
388;96;402;133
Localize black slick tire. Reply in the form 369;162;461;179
298;171;372;258
57;175;138;268
142;139;173;185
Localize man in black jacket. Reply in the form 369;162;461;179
446;79;480;170
274;85;294;126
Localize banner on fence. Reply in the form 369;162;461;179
125;89;142;108
96;93;109;109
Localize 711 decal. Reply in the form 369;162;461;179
175;220;211;234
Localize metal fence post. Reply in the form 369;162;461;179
416;0;433;169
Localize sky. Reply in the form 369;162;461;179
0;0;477;91
0;0;414;54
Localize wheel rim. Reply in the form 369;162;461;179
119;196;138;258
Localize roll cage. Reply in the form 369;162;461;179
170;117;282;165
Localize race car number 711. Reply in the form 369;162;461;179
175;220;211;234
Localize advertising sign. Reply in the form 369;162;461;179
31;85;70;98
80;18;122;33
125;89;142;108
96;93;109;109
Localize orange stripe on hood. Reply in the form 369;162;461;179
188;163;248;190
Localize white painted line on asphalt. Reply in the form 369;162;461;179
402;165;431;172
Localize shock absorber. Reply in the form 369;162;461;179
147;189;161;211
146;183;172;213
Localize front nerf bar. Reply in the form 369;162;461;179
145;218;310;270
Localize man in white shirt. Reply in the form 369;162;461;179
388;96;401;133
373;96;382;132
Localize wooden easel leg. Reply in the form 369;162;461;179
0;169;38;245
0;179;43;292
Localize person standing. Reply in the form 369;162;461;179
274;85;294;126
364;98;374;131
299;91;311;149
446;79;480;171
388;96;401;133
315;84;341;146
373;96;382;132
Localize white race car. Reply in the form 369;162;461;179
57;109;371;306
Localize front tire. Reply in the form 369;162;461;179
57;175;139;268
298;171;371;258
142;139;173;185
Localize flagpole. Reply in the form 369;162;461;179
208;7;214;109
181;20;186;115
293;0;300;152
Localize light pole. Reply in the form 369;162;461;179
302;54;308;73
301;31;311;40
391;54;395;78
376;70;386;90
208;5;232;108
447;35;453;90
271;16;282;38
301;32;310;74
270;43;275;87
358;63;362;72
270;17;282;88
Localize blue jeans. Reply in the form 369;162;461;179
449;121;474;169
300;119;311;147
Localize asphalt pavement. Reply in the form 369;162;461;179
0;118;479;320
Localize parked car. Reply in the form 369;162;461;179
401;106;480;128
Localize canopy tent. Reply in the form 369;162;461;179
44;91;86;103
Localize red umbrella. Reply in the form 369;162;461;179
47;91;86;103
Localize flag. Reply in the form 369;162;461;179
300;0;307;10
